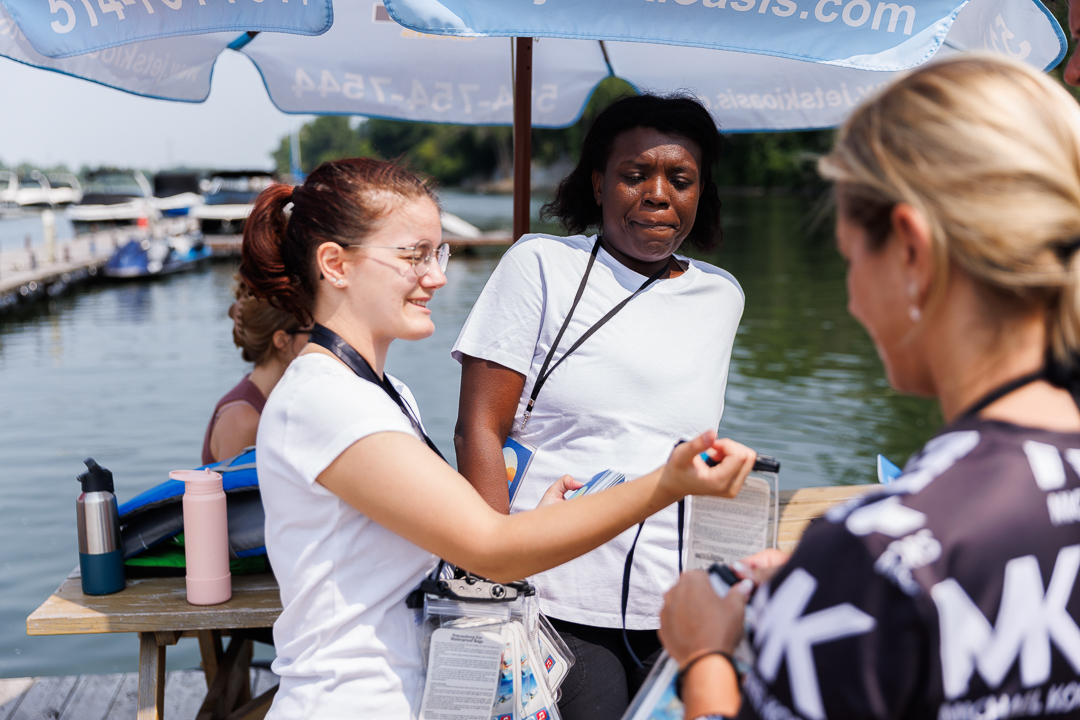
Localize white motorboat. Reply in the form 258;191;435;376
68;169;159;234
0;171;17;209
192;170;275;235
14;170;53;207
153;172;204;217
47;173;83;205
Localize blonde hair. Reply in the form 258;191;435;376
229;278;301;365
819;55;1080;364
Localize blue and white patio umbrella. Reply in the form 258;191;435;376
0;0;1065;235
0;0;1065;131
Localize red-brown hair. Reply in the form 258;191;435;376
239;158;438;325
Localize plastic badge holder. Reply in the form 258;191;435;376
619;563;757;720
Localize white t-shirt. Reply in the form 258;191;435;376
452;234;744;629
258;353;439;720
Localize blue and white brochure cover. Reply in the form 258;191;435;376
502;436;535;508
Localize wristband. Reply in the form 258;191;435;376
675;650;737;702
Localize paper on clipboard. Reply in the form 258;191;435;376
685;471;779;571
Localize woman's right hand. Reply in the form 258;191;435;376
660;430;756;500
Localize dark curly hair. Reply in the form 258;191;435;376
540;93;723;252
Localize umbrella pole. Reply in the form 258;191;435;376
513;37;533;241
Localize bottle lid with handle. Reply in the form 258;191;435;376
170;468;224;495
78;458;114;494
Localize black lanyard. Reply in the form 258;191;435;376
308;324;448;463
521;238;670;430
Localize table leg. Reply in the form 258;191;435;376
137;632;166;720
196;636;253;720
197;630;224;689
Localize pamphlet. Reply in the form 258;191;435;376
564;469;626;500
685;469;779;571
419;627;505;720
503;436;536;509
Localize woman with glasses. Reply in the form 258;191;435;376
238;157;757;720
200;281;310;464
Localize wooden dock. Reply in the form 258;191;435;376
0;667;278;720
0;219;212;315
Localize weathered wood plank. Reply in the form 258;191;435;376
105;673;140;720
137;633;165;720
165;670;211;720
58;673;125;720
7;675;77;720
27;574;281;637
776;485;875;552
0;678;34;720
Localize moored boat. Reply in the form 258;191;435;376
68;169;159;235
102;233;211;279
192;170;275;235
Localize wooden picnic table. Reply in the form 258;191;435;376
26;483;874;720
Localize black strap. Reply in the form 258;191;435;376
620;499;684;669
308;324;448;463
521;238;669;429
957;369;1046;420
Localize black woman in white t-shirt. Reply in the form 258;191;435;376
454;94;743;720
236;157;758;720
659;56;1080;720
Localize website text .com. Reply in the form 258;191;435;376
701;80;889;113
648;0;918;36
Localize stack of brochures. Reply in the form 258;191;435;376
564;469;626;500
418;597;574;720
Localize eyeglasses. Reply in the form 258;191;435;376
286;327;313;336
360;241;451;276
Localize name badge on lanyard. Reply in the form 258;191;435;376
501;238;667;510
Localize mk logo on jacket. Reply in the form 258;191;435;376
932;544;1080;700
753;568;876;720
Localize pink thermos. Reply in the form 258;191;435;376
170;469;232;605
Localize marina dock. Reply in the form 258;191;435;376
0;668;278;720
0;218;200;314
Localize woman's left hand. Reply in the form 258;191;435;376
537;475;584;508
659;570;752;665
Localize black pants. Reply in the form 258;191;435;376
549;618;664;720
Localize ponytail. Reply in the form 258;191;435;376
239;183;314;326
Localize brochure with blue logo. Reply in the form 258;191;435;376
502;436;536;509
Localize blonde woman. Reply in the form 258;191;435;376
659;55;1080;720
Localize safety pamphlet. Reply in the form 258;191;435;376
419;605;572;720
685;467;780;570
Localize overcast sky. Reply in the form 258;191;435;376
0;50;314;172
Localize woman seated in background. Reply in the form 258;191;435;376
237;157;758;719
200;282;309;464
659;55;1080;720
453;93;743;720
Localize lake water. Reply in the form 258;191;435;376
0;193;939;678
